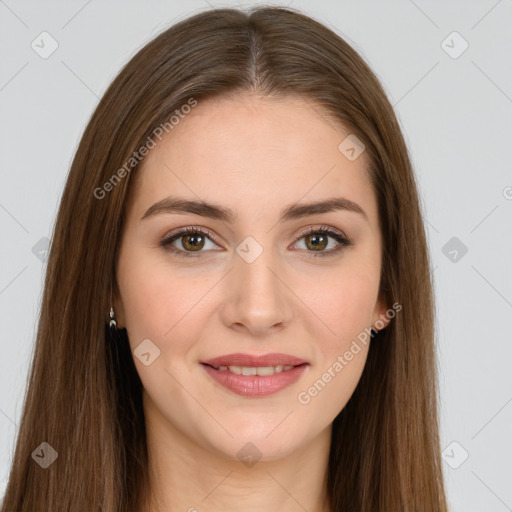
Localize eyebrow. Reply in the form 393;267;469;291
140;195;368;223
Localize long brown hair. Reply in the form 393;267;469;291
1;6;448;511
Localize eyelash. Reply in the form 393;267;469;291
160;225;353;259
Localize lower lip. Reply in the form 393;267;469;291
201;363;308;397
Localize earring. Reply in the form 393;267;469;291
109;307;117;331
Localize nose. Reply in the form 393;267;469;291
219;247;293;337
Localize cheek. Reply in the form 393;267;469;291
304;261;378;411
117;247;175;342
299;284;373;416
310;345;369;418
305;265;379;352
118;249;216;351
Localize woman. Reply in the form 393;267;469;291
1;6;448;511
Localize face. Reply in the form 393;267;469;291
115;93;389;462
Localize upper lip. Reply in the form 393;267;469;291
201;353;308;367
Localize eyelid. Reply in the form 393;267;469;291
293;224;348;242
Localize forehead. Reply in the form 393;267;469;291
129;94;377;226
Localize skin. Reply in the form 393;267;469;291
115;93;390;512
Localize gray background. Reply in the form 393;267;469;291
1;0;511;510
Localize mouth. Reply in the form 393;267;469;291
201;362;306;376
200;355;309;397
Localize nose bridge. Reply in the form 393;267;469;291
236;242;283;305
221;239;291;333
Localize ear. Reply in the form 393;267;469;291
371;294;391;332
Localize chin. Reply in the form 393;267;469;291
204;423;306;463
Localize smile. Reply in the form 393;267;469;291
207;364;296;375
201;362;308;397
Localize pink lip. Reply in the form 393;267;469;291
201;363;308;397
201;352;308;367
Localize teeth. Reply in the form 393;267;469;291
214;364;296;375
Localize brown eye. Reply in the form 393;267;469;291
293;226;353;257
304;233;328;251
181;232;205;251
160;227;220;258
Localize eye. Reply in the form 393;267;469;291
160;227;220;258
160;225;353;258
292;225;353;257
